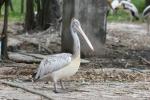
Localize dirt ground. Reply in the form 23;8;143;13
0;22;150;100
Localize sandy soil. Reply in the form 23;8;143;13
0;22;150;100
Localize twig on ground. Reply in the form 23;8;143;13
0;76;15;79
125;62;130;68
0;80;53;100
138;56;150;65
39;45;53;54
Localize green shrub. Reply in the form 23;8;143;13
0;0;24;21
132;0;145;13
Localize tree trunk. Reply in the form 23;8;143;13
0;0;5;16
61;0;75;54
1;0;9;60
0;6;1;16
24;0;34;32
9;0;14;12
37;0;61;30
62;0;107;57
21;0;24;14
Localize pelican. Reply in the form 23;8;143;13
142;5;150;35
111;0;120;11
119;1;139;21
112;1;139;21
106;0;114;16
111;0;131;12
32;18;94;93
111;0;131;11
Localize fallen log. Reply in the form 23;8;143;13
16;51;46;59
8;52;90;64
139;56;150;65
9;52;41;63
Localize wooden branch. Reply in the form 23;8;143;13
2;63;36;68
138;56;150;65
1;0;9;60
8;52;90;64
81;59;90;64
124;62;129;68
39;45;53;54
0;75;14;79
9;52;41;63
17;52;45;59
0;80;53;100
10;59;40;64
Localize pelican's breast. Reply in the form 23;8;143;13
52;55;80;81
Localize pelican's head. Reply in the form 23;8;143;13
71;18;94;51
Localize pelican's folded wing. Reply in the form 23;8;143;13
143;6;150;17
35;53;72;79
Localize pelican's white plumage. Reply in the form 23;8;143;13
35;53;72;80
33;18;94;93
142;5;150;17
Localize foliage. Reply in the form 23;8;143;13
0;0;24;21
132;0;145;13
0;0;146;22
107;10;130;22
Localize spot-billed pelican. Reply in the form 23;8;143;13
107;0;116;16
112;0;139;21
111;0;120;10
32;18;94;93
142;5;150;35
110;0;131;10
120;1;139;21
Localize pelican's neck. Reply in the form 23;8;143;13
71;28;80;59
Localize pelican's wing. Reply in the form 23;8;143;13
143;5;150;17
121;1;139;17
129;4;138;13
35;53;72;79
121;1;137;12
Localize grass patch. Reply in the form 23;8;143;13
9;0;25;21
0;0;25;22
132;0;145;13
107;10;130;22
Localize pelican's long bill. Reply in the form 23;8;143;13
77;25;94;51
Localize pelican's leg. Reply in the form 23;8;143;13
130;14;133;22
147;19;150;35
53;82;59;93
53;81;66;93
128;11;133;22
60;80;65;90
